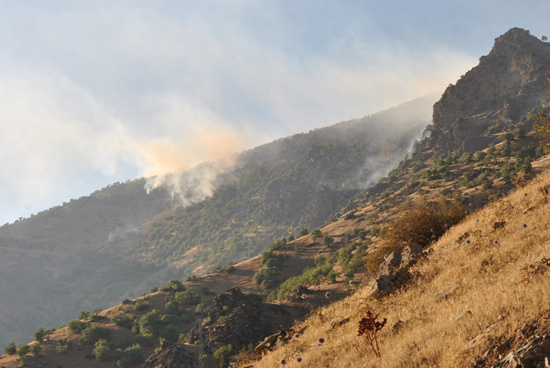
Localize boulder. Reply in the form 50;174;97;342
371;244;423;298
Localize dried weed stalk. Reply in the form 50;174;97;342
357;311;387;358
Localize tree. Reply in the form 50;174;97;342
34;327;46;342
213;344;233;368
4;342;16;355
16;343;31;357
530;74;550;152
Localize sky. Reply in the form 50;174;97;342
0;1;549;225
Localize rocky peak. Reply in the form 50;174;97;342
430;27;550;154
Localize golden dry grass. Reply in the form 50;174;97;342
251;169;550;368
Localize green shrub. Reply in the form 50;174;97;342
323;236;334;247
5;342;17;355
32;343;42;357
310;229;322;241
213;344;233;368
111;314;134;329
79;311;90;320
175;288;201;305
134;301;150;311
80;325;110;345
34;327;47;342
16;344;31;357
161;324;180;342
56;339;73;354
138;310;163;336
116;344;144;368
160;279;186;292
67;319;87;334
93;339;113;361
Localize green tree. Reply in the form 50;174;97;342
32;343;42;357
80;325;110;345
530;74;550;152
16;343;31;357
93;339;112;361
67;319;87;333
175;288;201;305
213;344;233;368
34;327;46;342
4;342;16;355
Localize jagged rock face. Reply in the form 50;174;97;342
431;28;550;153
187;287;292;353
141;341;195;368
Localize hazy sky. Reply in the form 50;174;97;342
0;1;548;224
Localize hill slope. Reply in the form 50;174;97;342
0;93;434;347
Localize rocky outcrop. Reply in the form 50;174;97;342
371;244;423;298
187;287;293;353
430;28;550;154
141;341;195;368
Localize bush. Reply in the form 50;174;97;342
79;311;90;320
117;344;144;368
175;288;201;305
310;229;322;241
93;339;113;361
300;228;309;236
383;200;467;249
56;339;73;354
111;314;134;328
213;344;233;368
161;324;180;342
134;301;150;311
323;236;334;247
16;344;31;357
80;325;110;345
67;319;87;334
4;342;16;355
160;279;186;292
34;327;47;342
31;343;42;357
138;310;163;336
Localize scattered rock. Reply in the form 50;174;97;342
330;317;351;330
392;320;405;333
434;284;460;302
493;221;507;230
454;310;472;323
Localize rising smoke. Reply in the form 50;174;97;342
130;122;250;206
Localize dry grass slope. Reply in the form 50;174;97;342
251;168;550;367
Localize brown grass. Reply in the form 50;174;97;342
251;168;550;368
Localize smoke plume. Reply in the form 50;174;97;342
130;122;250;206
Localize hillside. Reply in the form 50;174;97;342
251;160;550;368
0;84;434;347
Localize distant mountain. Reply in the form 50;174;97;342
0;93;434;347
